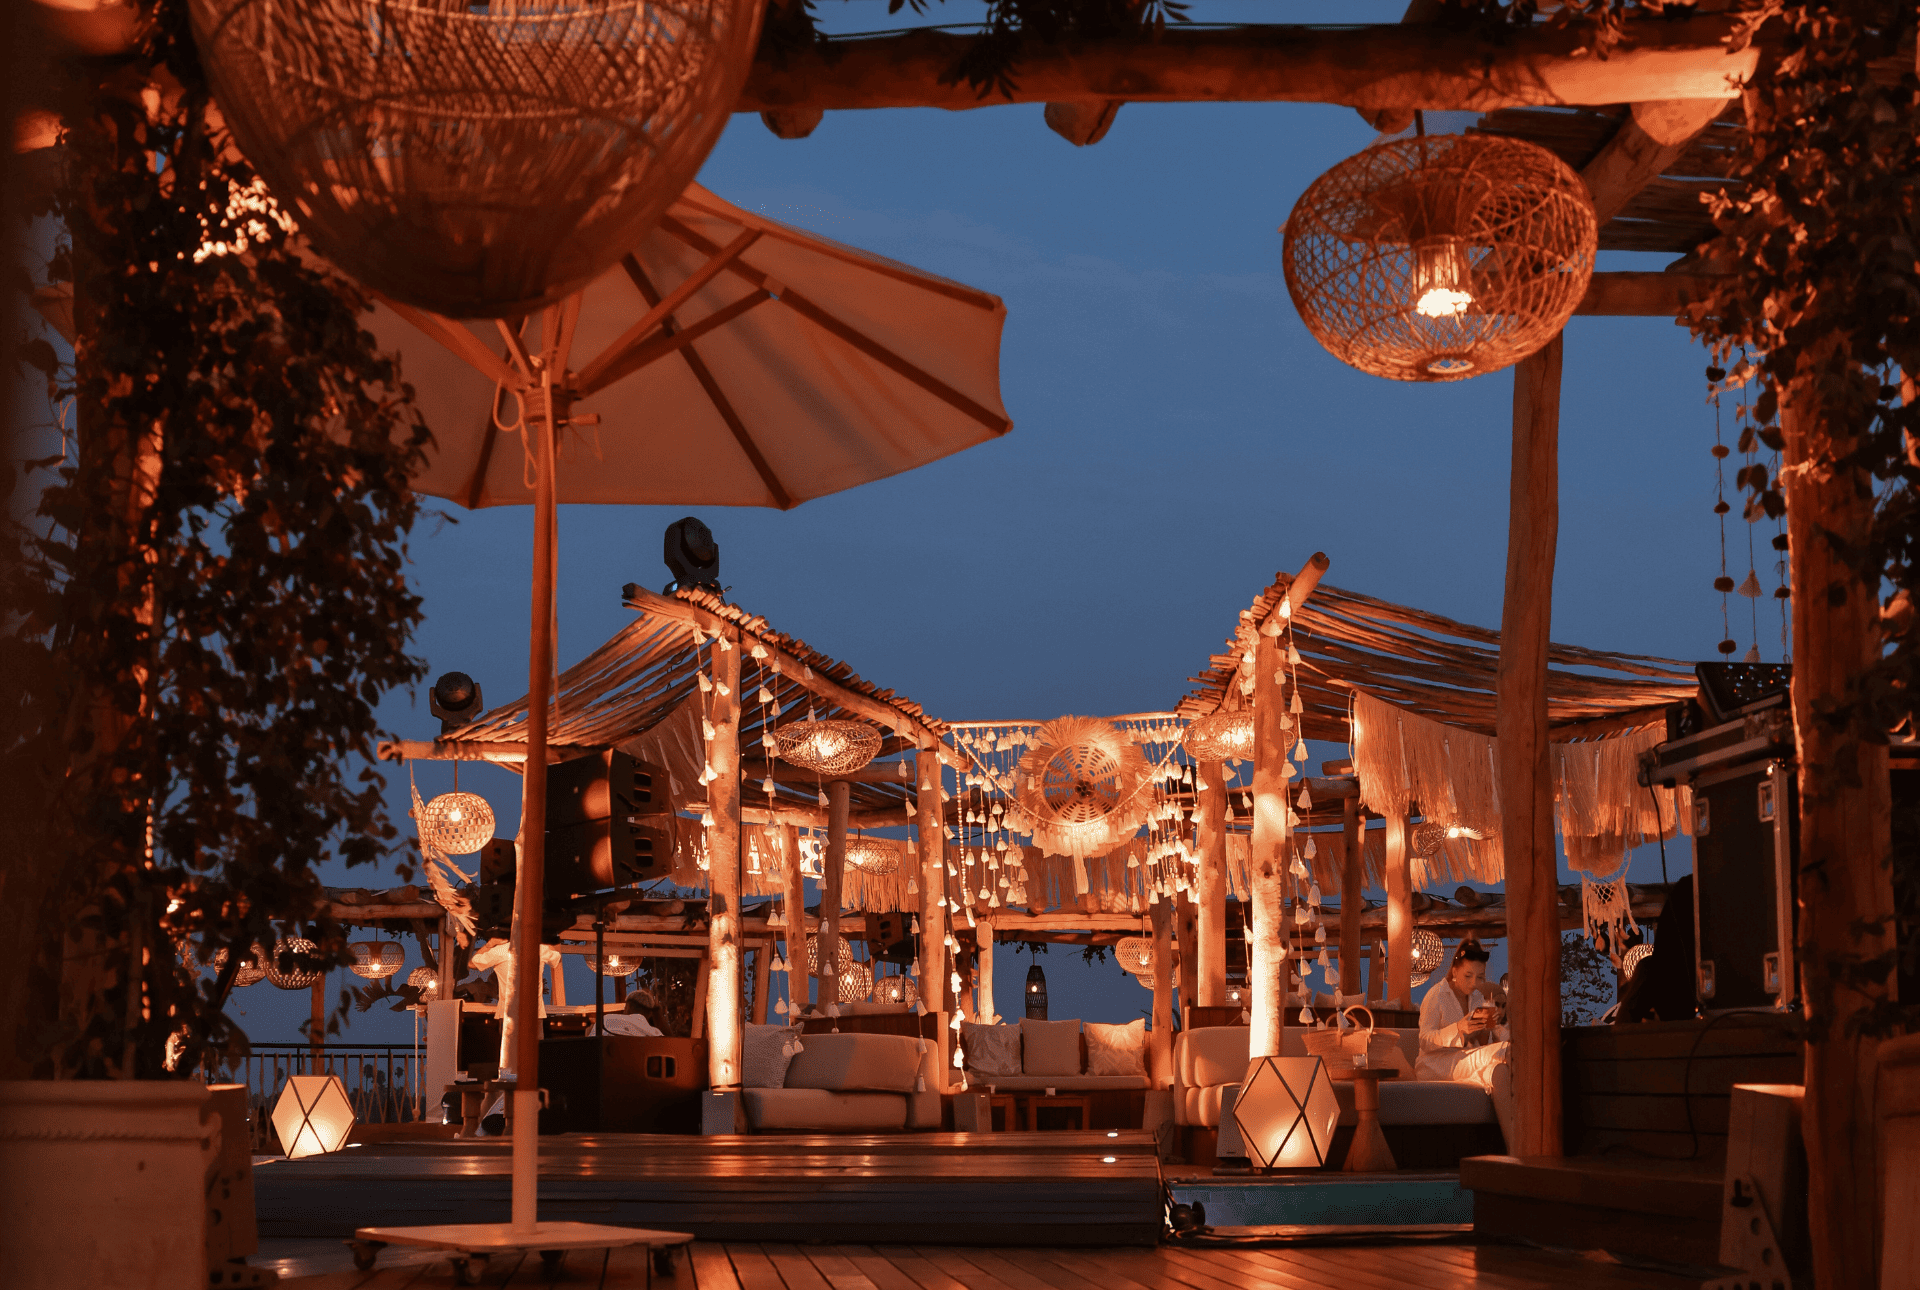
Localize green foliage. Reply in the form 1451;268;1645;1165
4;0;430;1076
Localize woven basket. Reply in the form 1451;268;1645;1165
1300;1005;1402;1070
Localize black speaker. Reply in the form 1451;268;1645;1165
545;751;673;895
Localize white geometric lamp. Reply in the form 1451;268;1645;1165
1232;1056;1341;1169
271;1074;355;1159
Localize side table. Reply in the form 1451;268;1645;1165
1026;1093;1092;1131
1330;1067;1398;1172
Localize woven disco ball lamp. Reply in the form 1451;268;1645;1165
1283;133;1597;383
419;791;495;856
348;941;405;981
871;974;918;1007
1410;929;1446;988
264;937;324;990
1622;943;1653;980
407;966;439;994
836;961;874;1003
1182;710;1255;763
1115;936;1154;977
1013;716;1153;860
188;0;764;317
845;836;902;876
774;719;883;776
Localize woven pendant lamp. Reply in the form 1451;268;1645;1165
1283;133;1597;382
189;0;764;317
1013;716;1152;861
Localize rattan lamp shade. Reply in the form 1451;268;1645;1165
1182;710;1254;762
1115;936;1154;976
348;941;406;980
419;791;495;856
1411;928;1445;988
188;0;764;317
774;720;883;775
264;937;324;990
1283;134;1597;383
845;837;903;876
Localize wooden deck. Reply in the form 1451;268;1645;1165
270;1236;1706;1289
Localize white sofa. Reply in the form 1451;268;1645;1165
1173;1025;1497;1131
740;1031;943;1132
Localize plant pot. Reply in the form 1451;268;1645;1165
0;1079;217;1289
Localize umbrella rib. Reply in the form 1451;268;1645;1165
624;259;797;511
583;279;772;395
658;215;1012;436
465;337;524;509
575;230;762;395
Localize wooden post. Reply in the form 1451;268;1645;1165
977;913;996;1023
915;737;950;1085
956;939;975;1023
1150;897;1174;1086
782;823;807;1015
750;937;770;1024
1195;758;1228;1007
1385;813;1413;1009
820;780;849;1008
1780;371;1897;1287
1175;889;1198;1025
1497;330;1565;1157
1248;629;1289;1056
690;949;708;1040
704;629;744;1087
437;915;456;1002
1341;797;1364;1003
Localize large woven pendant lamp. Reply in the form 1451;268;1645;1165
189;0;764;317
1282;132;1597;382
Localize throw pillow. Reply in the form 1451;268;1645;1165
1020;1018;1083;1077
962;1022;1022;1077
742;1023;801;1089
1085;1019;1147;1076
783;1032;923;1092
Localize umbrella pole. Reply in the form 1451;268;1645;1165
510;361;558;1234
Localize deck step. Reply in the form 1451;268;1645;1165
1462;1153;1723;1268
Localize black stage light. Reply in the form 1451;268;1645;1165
663;517;721;593
430;670;485;732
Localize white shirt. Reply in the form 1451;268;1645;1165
1417;981;1510;1080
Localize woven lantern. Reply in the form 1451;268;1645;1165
1622;943;1653;980
805;935;855;975
348;941;405;981
1182;710;1255;763
188;0;763;318
871;974;919;1007
774;719;883;776
1013;716;1153;860
231;945;269;988
845;836;903;876
834;961;874;1004
1115;936;1154;977
1283;133;1597;383
1410;929;1446;988
585;952;637;976
419;791;495;856
264;937;324;990
407;966;439;995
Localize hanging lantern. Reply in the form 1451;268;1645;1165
1181;710;1255;762
188;0;764;317
407;966;439;996
1283;133;1597;383
1411;929;1446;988
1115;936;1154;977
1622;943;1653;980
419;791;495;856
844;837;903;876
805;935;855;974
835;961;874;1003
264;937;324;990
774;719;883;775
871;974;919;1007
585;953;638;976
1025;964;1049;1020
348;941;405;981
230;945;269;988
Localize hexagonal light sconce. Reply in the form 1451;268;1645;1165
1231;1056;1341;1169
271;1074;356;1159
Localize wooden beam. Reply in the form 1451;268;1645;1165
705;626;744;1089
1579;98;1728;225
1259;551;1331;635
1573;271;1723;318
1780;371;1898;1288
977;911;997;1022
377;739;597;764
1385;813;1414;1009
1248;627;1289;1057
736;20;1757;118
915;734;952;1086
1499;330;1566;1158
1195;759;1228;1007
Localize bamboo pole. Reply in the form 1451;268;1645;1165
915;737;950;1085
704;628;744;1088
1150;898;1174;1087
1248;629;1289;1057
1195;758;1228;1007
1497;331;1565;1157
1780;371;1897;1287
1385;813;1413;1009
820;780;849;1010
782;823;807;1015
1341;797;1364;1002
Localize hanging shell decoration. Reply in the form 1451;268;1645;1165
1013;716;1154;860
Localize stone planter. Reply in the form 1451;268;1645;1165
0;1079;217;1289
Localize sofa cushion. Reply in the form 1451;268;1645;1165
1178;1083;1233;1127
967;1074;1152;1091
1377;1079;1497;1126
784;1032;923;1092
741;1089;907;1131
1021;1019;1083;1076
962;1022;1022;1077
743;1023;800;1089
1179;1027;1250;1088
1086;1019;1147;1077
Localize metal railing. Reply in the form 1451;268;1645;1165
201;1043;432;1149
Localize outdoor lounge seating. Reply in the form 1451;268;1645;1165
739;1031;942;1133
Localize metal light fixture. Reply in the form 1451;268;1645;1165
1182;710;1255;762
1232;1056;1342;1169
271;1074;356;1159
775;719;883;775
1025;964;1048;1020
348;941;405;980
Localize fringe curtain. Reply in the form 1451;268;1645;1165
1352;688;1692;889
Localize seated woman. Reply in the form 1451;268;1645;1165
1417;939;1517;1149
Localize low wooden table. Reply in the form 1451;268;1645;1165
1026;1093;1092;1131
989;1094;1018;1132
350;1222;692;1287
1331;1067;1399;1172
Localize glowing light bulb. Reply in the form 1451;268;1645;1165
1413;236;1473;319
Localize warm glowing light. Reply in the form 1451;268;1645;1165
419;791;495;855
1182;710;1256;762
1232;1056;1342;1168
271;1074;356;1159
774;719;882;775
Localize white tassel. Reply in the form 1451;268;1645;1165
1305;836;1317;859
703;718;716;741
1298;1005;1314;1025
758;686;776;705
907;877;918;894
750;643;768;660
1290;691;1304;714
698;672;713;693
1326;967;1340;987
775;997;788;1015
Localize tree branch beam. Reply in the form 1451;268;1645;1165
738;19;1757;118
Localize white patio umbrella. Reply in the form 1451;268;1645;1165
368;181;1009;1243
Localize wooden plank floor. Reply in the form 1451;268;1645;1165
273;1238;1708;1290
